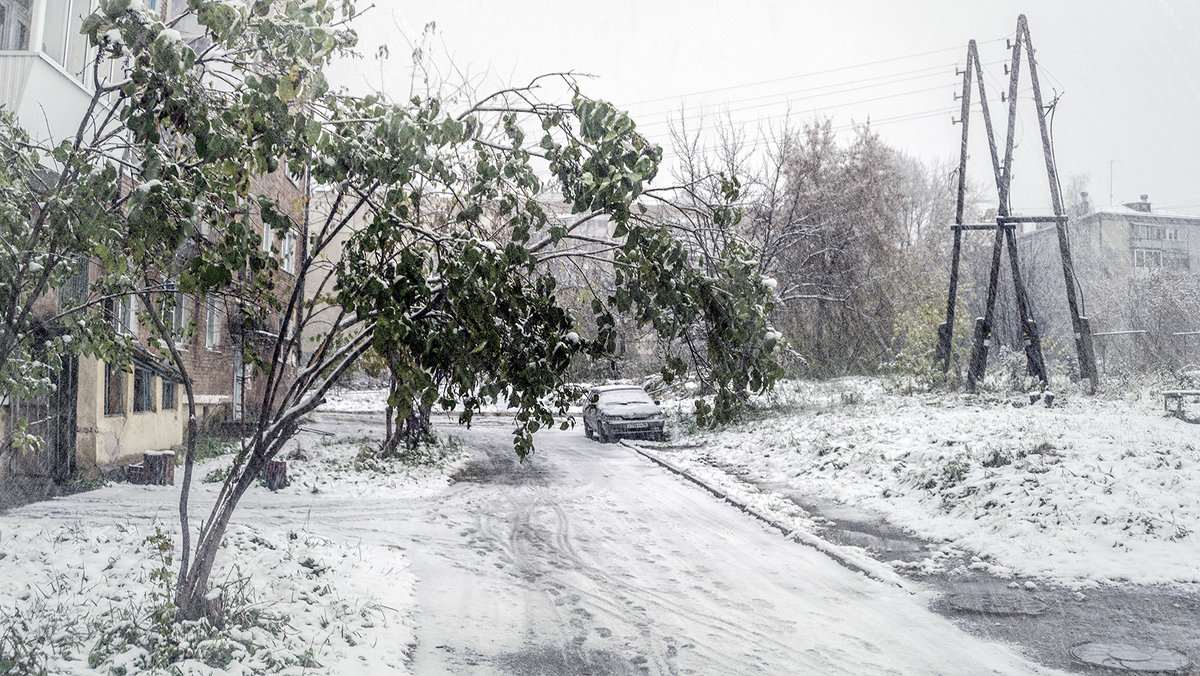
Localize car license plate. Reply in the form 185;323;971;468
627;422;648;430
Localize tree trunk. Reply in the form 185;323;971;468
177;454;264;619
381;371;400;458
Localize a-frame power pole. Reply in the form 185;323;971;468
936;16;1099;393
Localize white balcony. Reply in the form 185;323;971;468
0;0;126;145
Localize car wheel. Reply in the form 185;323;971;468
598;425;612;443
584;421;594;439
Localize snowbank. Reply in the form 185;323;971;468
668;378;1200;587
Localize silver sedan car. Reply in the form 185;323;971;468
582;385;667;442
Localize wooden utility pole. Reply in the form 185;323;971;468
938;17;1097;393
1011;14;1099;392
935;39;1046;389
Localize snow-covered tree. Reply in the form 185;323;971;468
0;0;783;620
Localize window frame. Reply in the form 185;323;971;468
103;362;125;416
132;366;155;413
205;300;221;349
105;296;136;337
1133;248;1163;268
162;379;176;410
0;0;33;51
165;292;188;348
280;229;296;274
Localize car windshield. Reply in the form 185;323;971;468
596;388;653;404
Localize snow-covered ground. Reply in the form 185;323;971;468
318;386;589;417
0;519;413;674
3;410;1071;674
663;378;1200;588
0;428;464;674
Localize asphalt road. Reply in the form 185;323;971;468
297;412;1060;675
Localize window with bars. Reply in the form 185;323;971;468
133;366;155;413
57;263;88;312
162;380;176;409
104;363;124;416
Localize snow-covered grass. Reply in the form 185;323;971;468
0;521;413;674
0;420;472;674
195;428;469;499
666;377;1200;588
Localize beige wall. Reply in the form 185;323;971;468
77;357;185;470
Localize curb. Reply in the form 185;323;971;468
621;440;910;592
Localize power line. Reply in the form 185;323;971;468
617;40;1005;108
634;83;959;142
632;73;964;131
624;60;987;119
650;106;958;161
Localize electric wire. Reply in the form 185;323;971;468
618;40;1006;107
625;60;997;121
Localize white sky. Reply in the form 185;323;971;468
328;0;1200;215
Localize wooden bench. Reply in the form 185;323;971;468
1163;390;1200;419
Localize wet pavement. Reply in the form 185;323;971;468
749;481;1200;675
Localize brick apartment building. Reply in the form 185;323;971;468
0;0;305;485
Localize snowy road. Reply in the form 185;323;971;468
10;412;1066;674
304;414;1057;675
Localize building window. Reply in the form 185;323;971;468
280;229;296;274
205;301;221;349
165;292;188;346
64;0;89;79
162;380;176;409
132;367;155;413
262;224;274;255
57;263;88;312
1132;223;1160;240
1164;251;1190;272
105;296;136;336
1133;248;1162;268
40;0;93;81
104;363;124;415
0;0;32;50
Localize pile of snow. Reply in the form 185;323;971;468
668;378;1200;587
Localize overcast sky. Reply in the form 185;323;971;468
329;1;1200;215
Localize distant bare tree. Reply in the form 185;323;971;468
668;115;973;377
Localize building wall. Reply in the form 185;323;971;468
76;357;185;470
3;0;307;480
1019;207;1200;372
